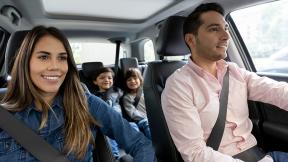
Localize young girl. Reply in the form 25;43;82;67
123;68;151;139
0;26;155;162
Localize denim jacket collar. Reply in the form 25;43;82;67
25;95;63;116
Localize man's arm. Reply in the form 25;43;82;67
236;63;288;110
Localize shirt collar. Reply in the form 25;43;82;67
188;57;228;77
25;95;63;116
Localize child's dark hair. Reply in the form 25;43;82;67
183;3;225;36
92;67;114;81
124;68;143;92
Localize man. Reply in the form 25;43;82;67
161;2;288;162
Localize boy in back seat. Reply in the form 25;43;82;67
92;67;139;160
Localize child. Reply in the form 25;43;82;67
92;67;122;114
123;68;151;139
92;67;123;160
92;67;139;160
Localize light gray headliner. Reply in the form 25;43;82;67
0;0;275;41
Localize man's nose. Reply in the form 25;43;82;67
221;29;230;41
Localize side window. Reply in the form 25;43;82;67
143;39;155;62
69;40;125;66
230;0;288;74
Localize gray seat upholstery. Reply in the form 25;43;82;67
120;57;139;75
143;16;190;162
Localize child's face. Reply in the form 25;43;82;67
93;72;113;92
126;76;141;92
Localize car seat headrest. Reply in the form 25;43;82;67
5;30;29;75
120;57;138;76
156;16;190;57
82;62;104;78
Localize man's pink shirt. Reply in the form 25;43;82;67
161;59;288;162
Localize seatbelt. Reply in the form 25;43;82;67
93;130;116;162
133;87;142;107
0;105;70;162
206;68;229;150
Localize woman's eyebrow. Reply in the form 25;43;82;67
36;51;50;55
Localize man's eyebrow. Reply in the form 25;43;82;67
206;23;229;28
206;23;220;28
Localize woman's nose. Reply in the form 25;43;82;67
47;59;59;70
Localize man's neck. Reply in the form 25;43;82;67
191;56;217;77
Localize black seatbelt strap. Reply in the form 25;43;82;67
206;67;229;150
0;105;70;162
133;87;142;107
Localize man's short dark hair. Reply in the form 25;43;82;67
183;3;225;36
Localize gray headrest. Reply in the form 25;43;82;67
82;62;104;78
156;16;190;56
120;57;138;75
5;30;29;75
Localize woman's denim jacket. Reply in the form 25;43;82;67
0;93;155;162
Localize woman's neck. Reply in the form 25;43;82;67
35;93;56;110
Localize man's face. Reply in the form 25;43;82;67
186;11;230;62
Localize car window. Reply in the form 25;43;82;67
230;0;288;74
144;39;155;62
69;39;125;66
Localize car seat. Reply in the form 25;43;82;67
143;16;190;162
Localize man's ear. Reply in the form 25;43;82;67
184;33;196;48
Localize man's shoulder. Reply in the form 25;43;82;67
166;65;192;83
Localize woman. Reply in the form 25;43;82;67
0;26;155;162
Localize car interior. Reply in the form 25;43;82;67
1;0;288;162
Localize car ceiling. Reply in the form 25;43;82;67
0;0;274;41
